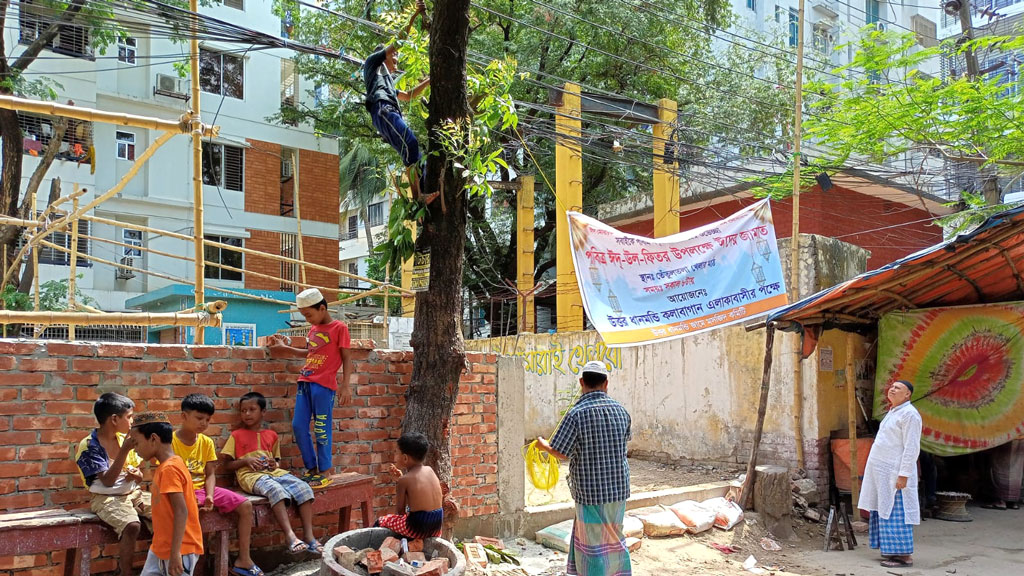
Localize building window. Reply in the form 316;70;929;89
281;59;298;107
18;113;92;163
865;0;880;25
115;131;135;160
117;36;137;65
813;26;832;55
775;4;783;22
368;202;385;227
788;8;799;47
20;215;91;266
199;49;244;99
344;215;358;240
202;143;244;192
123;229;142;257
204;235;243;281
280;233;298;291
19;0;92;59
747;0;756;10
224;0;243;9
343;261;359;288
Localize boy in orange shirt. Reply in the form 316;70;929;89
130;412;203;576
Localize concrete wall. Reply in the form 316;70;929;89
468;235;871;493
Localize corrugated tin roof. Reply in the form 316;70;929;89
766;205;1024;329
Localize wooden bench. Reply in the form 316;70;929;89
0;473;374;576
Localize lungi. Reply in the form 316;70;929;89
567;501;631;576
869;491;914;556
991;439;1024;502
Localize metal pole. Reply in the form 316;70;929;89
790;0;807;469
190;0;205;344
68;193;80;340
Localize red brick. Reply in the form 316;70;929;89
191;346;230;359
230;347;268;359
0;479;15;495
0;431;37;444
19;358;68;372
13;415;61;430
0;342;41;355
0;389;16;401
72;358;120;372
147;346;188;358
167;360;209;372
195;373;233;385
236;373;274;385
66;415;98;428
0;401;40;415
122;360;166;372
61;373;100;386
19;475;70;490
44;401;93;415
125;387;170;400
22;386;72;400
95;344;146;358
0;553;47;569
152;373;192;385
0;356;15;370
47;460;82;474
212;360;248;373
46;343;96;356
40;429;87;444
0;462;43;477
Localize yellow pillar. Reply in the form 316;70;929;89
556;83;584;332
517;175;536;333
653;98;680;238
401;222;416;318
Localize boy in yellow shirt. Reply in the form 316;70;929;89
173;394;261;576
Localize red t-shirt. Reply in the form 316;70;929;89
299;320;350;391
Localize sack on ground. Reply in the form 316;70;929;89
669;500;716;534
535;518;573;553
631;505;688;537
623;515;644;539
701;497;744;530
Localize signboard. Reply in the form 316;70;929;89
411;248;430;292
568;199;788;347
223;323;257;346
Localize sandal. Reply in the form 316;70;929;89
231;566;264;576
1009;502;1020;510
982;502;1008;510
306;539;324;554
287;540;309;554
880;558;913;568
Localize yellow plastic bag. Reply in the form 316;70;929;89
523;440;559;491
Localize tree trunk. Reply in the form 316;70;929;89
361;205;374;255
402;0;471;505
0;109;24;272
753;464;794;540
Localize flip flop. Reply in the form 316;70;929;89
880;559;913;568
982;503;1008;510
306;539;324;554
230;566;264;576
287;540;309;554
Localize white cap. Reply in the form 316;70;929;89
581;361;610;376
296;288;324;309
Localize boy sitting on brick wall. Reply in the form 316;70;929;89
74;392;150;576
220;392;322;554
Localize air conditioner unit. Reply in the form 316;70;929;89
154;74;189;100
281;156;294;180
810;0;838;19
116;256;136;280
875;22;887;32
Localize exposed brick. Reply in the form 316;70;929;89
147;346;188;358
0;356;15;370
22;387;72;400
45;343;96;357
19;358;68;372
122;360;166;372
19;475;69;491
212;360;249;373
152;373;192;386
0;462;43;478
0;342;41;355
167;360;209;373
190;346;230;359
72;358;120;372
13;416;61;430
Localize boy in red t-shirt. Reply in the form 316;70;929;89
268;288;352;488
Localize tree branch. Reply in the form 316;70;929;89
19;116;68;220
11;0;88;73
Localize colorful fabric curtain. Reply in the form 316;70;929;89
875;302;1024;456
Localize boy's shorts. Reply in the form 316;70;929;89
140;550;199;576
90;489;152;537
251;474;314;507
195;486;248;514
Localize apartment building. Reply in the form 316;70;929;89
6;0;340;343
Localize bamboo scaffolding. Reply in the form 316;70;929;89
3;131;178;285
0;309;221;327
68;194;80;340
0;95;217;136
293;149;307;284
190;0;204;344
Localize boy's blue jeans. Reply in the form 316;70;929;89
293;381;335;473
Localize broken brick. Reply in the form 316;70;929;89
463;543;488;568
332;545;355;563
381;547;399;564
416;558;450;576
365;550;384;574
474;536;504;549
407;539;424;552
381;561;416;576
402;551;426;565
381;536;402;554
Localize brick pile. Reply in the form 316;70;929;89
0;340;499;575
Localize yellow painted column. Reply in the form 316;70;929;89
653;98;680;238
401;222;416;318
517;175;536;333
556;83;584;332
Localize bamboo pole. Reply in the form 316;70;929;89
293;149;307;284
0;94;216;136
740;323;777;509
846;331;860;506
3;131;177;285
68;194;80;340
31;186;39;315
190;0;205;345
0;309;221;327
383;264;391;347
78;214;405;291
0;216;42;227
790;0;808;470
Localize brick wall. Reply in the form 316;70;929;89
0;340;499;576
616;187;944;269
244;140;283;217
298;149;339;225
243;229;281;292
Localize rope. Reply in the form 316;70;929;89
522;389;579;491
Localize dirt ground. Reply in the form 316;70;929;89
526;458;742;506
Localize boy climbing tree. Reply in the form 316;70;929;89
363;0;437;204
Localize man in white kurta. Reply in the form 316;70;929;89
858;380;922;569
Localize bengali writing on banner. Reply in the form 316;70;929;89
568;199;788;346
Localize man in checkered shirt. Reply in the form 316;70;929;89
537;361;632;576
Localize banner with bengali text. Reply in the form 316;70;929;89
568;199;788;346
